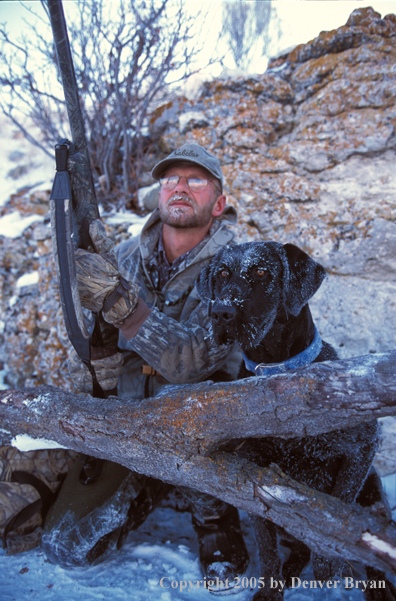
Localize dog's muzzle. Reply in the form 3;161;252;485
210;302;237;345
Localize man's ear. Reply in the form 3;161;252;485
282;243;327;316
211;194;226;218
196;262;214;302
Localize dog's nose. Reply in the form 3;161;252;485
211;302;236;323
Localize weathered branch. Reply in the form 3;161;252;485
1;351;395;454
1;351;396;573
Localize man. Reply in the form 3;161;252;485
42;143;250;589
113;143;241;399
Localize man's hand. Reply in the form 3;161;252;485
68;347;124;394
75;220;139;325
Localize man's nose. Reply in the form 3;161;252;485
173;176;190;193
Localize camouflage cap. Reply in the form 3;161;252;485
151;143;223;191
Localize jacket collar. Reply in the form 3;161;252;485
242;325;322;376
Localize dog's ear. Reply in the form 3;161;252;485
282;243;327;316
196;261;215;301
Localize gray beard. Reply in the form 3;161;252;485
159;194;215;229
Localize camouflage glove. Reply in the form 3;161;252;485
68;348;124;394
75;219;139;325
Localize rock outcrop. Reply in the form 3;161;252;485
146;6;396;362
0;7;395;470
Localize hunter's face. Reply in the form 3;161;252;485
158;164;225;229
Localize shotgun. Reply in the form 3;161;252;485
47;0;117;399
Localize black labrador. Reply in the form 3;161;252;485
197;241;395;601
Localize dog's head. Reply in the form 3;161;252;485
197;241;326;348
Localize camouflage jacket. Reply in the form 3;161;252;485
115;206;242;399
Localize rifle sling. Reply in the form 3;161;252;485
51;143;106;400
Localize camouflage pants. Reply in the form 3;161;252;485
40;455;234;568
41;455;150;568
0;445;77;554
1;446;234;564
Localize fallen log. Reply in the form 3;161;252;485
185;453;396;576
1;351;396;573
2;351;395;455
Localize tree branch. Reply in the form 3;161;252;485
0;108;54;159
1;351;396;573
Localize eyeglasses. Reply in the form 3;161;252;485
159;174;221;193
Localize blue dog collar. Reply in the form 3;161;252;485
242;325;323;377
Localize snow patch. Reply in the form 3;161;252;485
0;210;44;238
258;485;309;505
103;210;148;237
178;111;208;133
184;396;202;407
11;433;68;452
22;392;52;414
347;353;387;377
361;532;396;560
22;392;51;406
0;370;8;391
105;211;148;228
28;181;53;195
16;270;39;289
8;295;18;308
128;222;146;238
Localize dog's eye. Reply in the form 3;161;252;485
219;269;229;279
255;268;267;277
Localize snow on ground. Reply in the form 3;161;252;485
1;449;395;601
102;209;149;237
10;434;69;452
0;211;45;238
1;432;394;601
0;504;382;601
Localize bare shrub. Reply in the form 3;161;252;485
0;0;214;209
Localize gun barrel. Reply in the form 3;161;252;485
47;0;86;152
47;0;99;249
